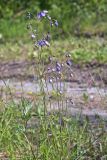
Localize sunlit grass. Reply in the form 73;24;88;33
0;37;107;64
0;101;107;159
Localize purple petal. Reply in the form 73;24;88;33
54;20;58;27
66;60;72;66
37;11;46;19
41;11;46;17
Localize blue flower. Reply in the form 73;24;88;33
66;59;72;66
56;62;61;67
37;10;48;19
54;20;58;27
37;40;46;47
37;39;50;47
56;66;61;72
56;62;61;72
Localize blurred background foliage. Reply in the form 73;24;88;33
0;0;107;41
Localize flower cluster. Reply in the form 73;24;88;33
37;10;48;19
36;39;50;47
27;11;58;48
37;10;58;27
56;62;61;72
46;54;73;85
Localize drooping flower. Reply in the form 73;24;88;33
37;40;46;47
37;10;48;19
56;62;61;72
56;62;61;67
66;59;72;66
37;39;50;47
54;20;58;27
56;66;61;72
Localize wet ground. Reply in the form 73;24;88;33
0;60;107;119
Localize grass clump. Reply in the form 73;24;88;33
0;101;107;159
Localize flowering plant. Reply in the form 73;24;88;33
27;10;73;113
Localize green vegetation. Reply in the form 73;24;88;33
0;1;107;159
0;101;107;159
0;0;107;40
0;37;107;64
0;0;107;64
